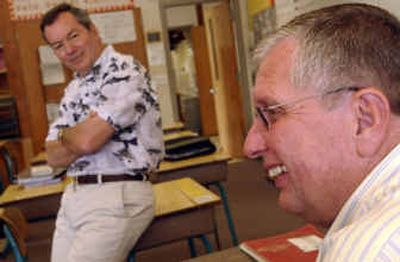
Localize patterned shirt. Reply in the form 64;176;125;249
318;143;400;261
46;45;164;176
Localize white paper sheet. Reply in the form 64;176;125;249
38;45;65;85
147;42;166;66
90;10;136;44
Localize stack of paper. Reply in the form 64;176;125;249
17;164;63;187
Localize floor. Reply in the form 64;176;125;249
3;158;305;261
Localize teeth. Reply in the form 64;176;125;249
268;165;287;179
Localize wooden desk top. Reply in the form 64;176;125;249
0;177;220;218
159;150;231;173
163;130;198;142
0;178;70;205
154;177;220;217
32;130;197;164
184;247;252;262
162;121;185;133
30;151;46;165
31;150;231;174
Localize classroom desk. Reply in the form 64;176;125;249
183;247;252;262
158;151;238;246
0;178;68;220
29;149;238;246
131;178;221;259
0;177;222;259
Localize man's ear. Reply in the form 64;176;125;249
353;88;390;157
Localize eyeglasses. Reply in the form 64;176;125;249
255;86;361;130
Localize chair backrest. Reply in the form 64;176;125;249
0;207;28;261
0;147;17;184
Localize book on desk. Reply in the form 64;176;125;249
239;224;324;262
17;164;65;187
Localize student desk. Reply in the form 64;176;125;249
130;178;221;259
183;247;252;262
0;178;67;220
0;177;221;258
158;150;238;246
30;149;238;246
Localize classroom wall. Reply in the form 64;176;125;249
136;0;258;133
166;5;198;28
136;0;177;128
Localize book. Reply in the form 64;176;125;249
17;175;62;187
17;165;65;187
239;224;324;262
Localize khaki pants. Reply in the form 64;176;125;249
51;181;154;262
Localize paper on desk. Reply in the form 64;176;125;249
287;235;322;252
17;174;61;187
177;178;219;204
30;165;53;177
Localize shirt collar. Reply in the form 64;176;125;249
327;143;400;234
74;45;114;79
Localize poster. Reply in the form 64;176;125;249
90;11;136;44
7;0;134;21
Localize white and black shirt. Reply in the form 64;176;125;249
46;45;164;177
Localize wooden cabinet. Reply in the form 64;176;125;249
0;35;9;94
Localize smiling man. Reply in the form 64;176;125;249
244;3;400;261
40;3;164;262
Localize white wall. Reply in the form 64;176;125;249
166;5;198;28
135;0;177;128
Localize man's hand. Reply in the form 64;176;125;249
46;111;114;167
62;111;115;155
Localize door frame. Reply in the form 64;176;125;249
160;0;252;154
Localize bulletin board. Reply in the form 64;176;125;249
7;0;135;21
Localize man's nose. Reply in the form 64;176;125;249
243;124;267;159
63;40;75;54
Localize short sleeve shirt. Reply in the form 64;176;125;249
46;45;164;176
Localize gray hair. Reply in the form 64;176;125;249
254;3;400;113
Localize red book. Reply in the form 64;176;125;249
239;224;324;262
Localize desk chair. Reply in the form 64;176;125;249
0;147;17;184
0;207;28;262
0;147;18;195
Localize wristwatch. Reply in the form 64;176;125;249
57;128;65;144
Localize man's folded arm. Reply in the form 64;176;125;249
46;112;114;167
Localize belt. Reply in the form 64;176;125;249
74;173;147;185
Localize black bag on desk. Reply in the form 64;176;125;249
164;136;216;161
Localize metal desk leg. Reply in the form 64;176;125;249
188;234;213;257
188;237;197;257
199;235;213;253
208;182;238;246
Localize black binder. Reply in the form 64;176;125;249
164;136;216;161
